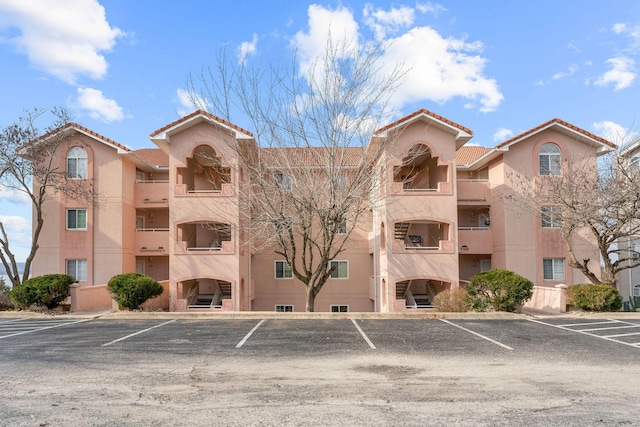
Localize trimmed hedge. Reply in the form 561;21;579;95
567;283;622;312
108;273;163;310
467;269;533;312
10;274;76;309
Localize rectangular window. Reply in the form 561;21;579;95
66;259;87;281
543;258;565;281
67;158;88;179
336;220;347;235
275;260;293;279
330;304;349;312
275;173;292;190
329;261;348;279
66;209;87;230
541;206;562;228
275;304;294;312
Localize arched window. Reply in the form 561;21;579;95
539;143;561;176
67;147;88;179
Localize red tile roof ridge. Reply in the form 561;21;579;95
495;118;617;149
149;110;254;138
28;122;131;152
374;108;473;136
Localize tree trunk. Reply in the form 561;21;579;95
305;287;316;312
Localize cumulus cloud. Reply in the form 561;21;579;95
363;4;415;40
595;57;636;90
292;4;503;113
176;88;210;117
238;33;258;65
612;22;640;53
0;185;30;205
493;127;514;142
416;2;447;15
592;120;629;144
76;87;124;122
0;0;124;84
0;215;31;250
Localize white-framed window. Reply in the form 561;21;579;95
541;206;562;228
275;304;294;312
330;304;349;312
336;220;347;235
539;143;561;176
66;259;87;281
633;284;640;298
631;157;640;175
275;173;292;190
329;260;348;279
66;209;87;230
275;260;293;279
543;258;565;281
67;146;88;179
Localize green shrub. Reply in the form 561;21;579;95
108;273;163;310
433;288;470;312
10;274;75;309
567;284;622;312
466;269;533;312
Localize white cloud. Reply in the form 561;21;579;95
363;4;415;40
291;4;360;75
595;57;636;90
552;64;578;80
612;22;640;53
613;23;627;34
384;27;503;112
76;87;124;122
0;215;31;250
0;186;30;205
416;2;447;15
493;127;514;142
238;33;258;65
292;5;503;113
0;0;124;84
176;88;210;117
592;120;628;144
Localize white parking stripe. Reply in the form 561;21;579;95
101;320;176;347
578;325;640;332
439;319;513;350
351;319;376;349
603;331;640;338
0;319;92;339
559;320;619;327
236;319;265;348
528;318;640;349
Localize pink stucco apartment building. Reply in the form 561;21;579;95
31;109;616;312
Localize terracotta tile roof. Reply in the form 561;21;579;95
260;147;365;167
374;108;473;136
25;122;131;153
456;146;492;166
133;148;169;168
149;110;253;138
495;118;617;149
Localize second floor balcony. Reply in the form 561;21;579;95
175;221;234;254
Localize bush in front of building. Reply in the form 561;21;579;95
466;269;533;312
10;274;75;309
433;288;470;312
566;283;622;312
108;273;164;310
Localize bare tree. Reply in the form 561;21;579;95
0;107;93;287
188;37;405;311
506;144;640;286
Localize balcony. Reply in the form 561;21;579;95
135;180;169;207
392;221;454;253
135;228;169;255
457;179;490;203
175;221;234;254
458;227;493;254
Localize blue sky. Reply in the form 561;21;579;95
0;0;639;261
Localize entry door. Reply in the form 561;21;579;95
136;216;144;231
136;259;145;274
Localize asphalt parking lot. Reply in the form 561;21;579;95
2;315;640;426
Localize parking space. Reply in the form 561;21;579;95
529;318;640;349
2;316;640;361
